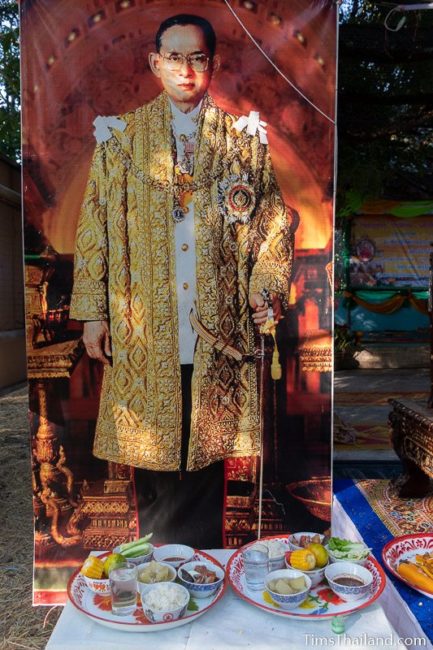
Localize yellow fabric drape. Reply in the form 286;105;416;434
343;291;429;315
408;294;429;315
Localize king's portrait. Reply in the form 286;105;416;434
69;13;294;546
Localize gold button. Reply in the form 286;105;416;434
181;243;189;251
183;282;189;290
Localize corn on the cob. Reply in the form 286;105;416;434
81;556;105;579
289;549;316;571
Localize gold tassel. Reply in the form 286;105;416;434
260;317;282;381
271;333;282;380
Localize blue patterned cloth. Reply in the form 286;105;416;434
334;479;432;643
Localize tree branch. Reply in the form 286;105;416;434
340;92;433;106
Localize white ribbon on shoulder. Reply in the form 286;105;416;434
233;111;268;144
93;116;127;143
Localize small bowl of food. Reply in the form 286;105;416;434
326;537;370;566
177;560;225;599
325;561;373;602
153;544;194;568
250;539;288;571
140;582;190;623
82;575;111;595
285;544;329;587
285;555;328;588
136;560;176;597
113;544;154;567
288;532;325;551
265;569;311;610
80;555;111;595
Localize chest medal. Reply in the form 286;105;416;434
218;173;256;224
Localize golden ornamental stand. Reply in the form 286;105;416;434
26;251;136;557
28;341;84;554
26;250;86;552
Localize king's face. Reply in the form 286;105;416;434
151;24;214;110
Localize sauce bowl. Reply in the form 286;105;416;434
325;561;373;602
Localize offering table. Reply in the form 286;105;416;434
46;549;408;650
333;482;433;649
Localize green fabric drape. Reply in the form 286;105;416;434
390;202;433;218
339;199;433;218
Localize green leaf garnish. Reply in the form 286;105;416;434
187;597;199;611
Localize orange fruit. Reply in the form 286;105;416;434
307;543;328;568
103;553;126;578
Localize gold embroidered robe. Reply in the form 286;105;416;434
70;93;294;471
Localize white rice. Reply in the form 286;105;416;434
252;539;286;559
142;584;187;611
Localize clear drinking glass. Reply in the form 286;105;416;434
109;561;138;616
242;548;270;591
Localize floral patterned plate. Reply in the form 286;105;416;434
67;549;226;632
382;533;433;599
227;536;386;619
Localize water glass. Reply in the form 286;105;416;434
242;548;269;591
109;561;138;616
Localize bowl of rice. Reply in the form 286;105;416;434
140;582;190;623
250;539;288;571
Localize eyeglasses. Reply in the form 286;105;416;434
159;52;210;73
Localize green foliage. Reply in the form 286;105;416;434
336;0;433;291
334;324;363;356
0;0;20;162
338;0;433;212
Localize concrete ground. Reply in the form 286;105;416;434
334;367;431;475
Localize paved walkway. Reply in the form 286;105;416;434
334;368;430;463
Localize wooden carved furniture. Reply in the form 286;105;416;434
429;246;433;408
389;399;433;497
388;246;433;497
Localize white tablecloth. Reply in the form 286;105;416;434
47;549;409;650
332;496;433;650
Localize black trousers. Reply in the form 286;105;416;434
133;365;225;548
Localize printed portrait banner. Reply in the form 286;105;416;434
350;215;431;289
21;0;336;605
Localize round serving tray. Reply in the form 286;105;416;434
67;549;227;632
382;533;433;599
227;536;386;620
